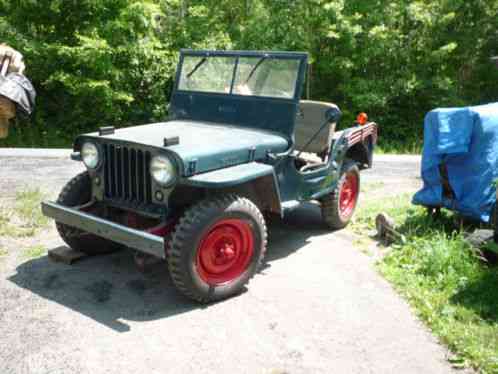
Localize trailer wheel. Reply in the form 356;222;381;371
167;195;267;303
321;160;360;230
56;172;120;255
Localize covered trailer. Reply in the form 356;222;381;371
413;103;498;222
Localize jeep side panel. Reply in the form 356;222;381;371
184;162;283;215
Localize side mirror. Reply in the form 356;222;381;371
325;107;342;124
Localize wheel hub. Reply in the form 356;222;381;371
214;241;236;264
196;219;254;285
339;171;359;218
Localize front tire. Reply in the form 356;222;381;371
167;195;267;303
56;171;120;255
321;160;360;230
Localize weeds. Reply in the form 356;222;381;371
360;181;385;194
22;245;46;259
353;194;498;373
0;188;49;238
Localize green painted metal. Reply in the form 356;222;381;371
76;120;288;177
42;50;377;258
170;50;308;139
185;162;276;187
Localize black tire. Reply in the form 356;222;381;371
321;160;360;230
56;171;120;255
167;195;267;303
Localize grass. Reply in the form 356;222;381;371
375;139;423;155
360;181;385;194
0;188;49;237
352;194;498;373
22;245;46;259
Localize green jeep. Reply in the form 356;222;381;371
42;50;377;303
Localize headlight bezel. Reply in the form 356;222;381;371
150;155;177;187
81;142;101;170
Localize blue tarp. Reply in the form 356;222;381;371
413;103;498;222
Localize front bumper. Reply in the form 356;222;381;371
41;201;166;258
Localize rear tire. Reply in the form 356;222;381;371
321;160;360;230
167;195;267;303
56;172;121;255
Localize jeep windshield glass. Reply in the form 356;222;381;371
233;57;299;98
243;57;267;84
178;55;301;99
178;56;236;94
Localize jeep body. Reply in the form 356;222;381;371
42;50;377;302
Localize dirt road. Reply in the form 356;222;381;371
0;152;462;374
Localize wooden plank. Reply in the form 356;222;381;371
375;213;406;245
48;246;88;265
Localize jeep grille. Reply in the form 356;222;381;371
103;144;152;205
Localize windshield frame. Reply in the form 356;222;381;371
174;50;308;102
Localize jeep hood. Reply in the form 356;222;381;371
81;120;289;176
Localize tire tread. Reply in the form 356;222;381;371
167;194;267;303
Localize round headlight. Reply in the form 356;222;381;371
150;156;176;186
81;142;100;169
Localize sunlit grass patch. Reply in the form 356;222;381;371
351;192;414;236
353;194;498;373
22;244;46;259
0;188;49;238
360;181;385;194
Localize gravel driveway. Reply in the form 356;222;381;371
0;151;462;374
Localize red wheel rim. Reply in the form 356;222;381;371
339;172;359;218
196;219;254;285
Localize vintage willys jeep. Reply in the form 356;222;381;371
42;50;377;302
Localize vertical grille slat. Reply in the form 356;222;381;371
141;151;146;202
103;144;110;197
103;144;153;206
110;145;117;197
137;150;143;202
130;149;137;200
122;148;128;200
116;147;123;198
145;152;152;203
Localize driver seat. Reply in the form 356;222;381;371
294;100;339;171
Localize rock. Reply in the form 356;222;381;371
465;229;494;248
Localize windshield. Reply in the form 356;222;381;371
178;55;301;99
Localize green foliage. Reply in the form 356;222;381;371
22;245;46;259
0;0;497;149
0;188;49;237
0;0;177;145
353;195;498;373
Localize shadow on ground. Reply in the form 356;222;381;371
8;202;332;332
450;270;498;324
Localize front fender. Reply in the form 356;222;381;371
184;162;275;188
183;162;283;215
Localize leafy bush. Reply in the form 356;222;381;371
0;0;497;149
